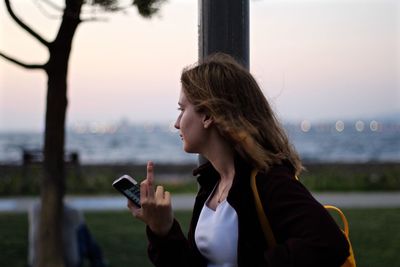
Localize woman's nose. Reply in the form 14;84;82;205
174;118;180;129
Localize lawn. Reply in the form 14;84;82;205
1;208;399;267
1;162;399;196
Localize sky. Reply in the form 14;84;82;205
0;0;399;131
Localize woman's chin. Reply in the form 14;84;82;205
183;144;196;154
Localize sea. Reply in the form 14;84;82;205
0;120;399;165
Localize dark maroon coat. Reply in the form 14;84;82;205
146;158;350;266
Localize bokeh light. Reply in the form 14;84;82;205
335;120;345;132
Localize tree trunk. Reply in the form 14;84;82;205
36;1;82;267
2;0;163;266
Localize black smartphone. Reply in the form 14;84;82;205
112;175;141;207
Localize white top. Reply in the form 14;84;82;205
195;187;239;267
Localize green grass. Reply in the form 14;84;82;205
1;162;400;196
0;213;28;267
1;208;399;267
1;162;399;196
0;164;198;196
300;163;400;192
341;208;400;267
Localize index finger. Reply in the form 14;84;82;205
146;161;155;197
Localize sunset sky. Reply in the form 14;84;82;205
1;0;399;131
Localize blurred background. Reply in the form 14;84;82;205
1;0;399;165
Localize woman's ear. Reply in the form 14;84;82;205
203;114;213;129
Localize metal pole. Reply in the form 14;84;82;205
198;0;250;164
199;0;249;68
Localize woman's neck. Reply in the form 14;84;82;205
203;138;236;210
202;129;236;182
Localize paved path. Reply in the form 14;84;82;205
1;192;400;213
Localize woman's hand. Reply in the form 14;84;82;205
127;161;174;236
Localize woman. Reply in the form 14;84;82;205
128;53;350;266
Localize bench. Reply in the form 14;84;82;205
22;149;80;165
21;149;80;179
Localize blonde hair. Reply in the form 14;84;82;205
181;53;303;176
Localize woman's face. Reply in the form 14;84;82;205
174;88;209;154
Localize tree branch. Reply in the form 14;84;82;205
0;51;45;69
4;0;50;47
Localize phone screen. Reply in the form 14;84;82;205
113;175;141;207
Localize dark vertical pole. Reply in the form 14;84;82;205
199;0;249;69
198;0;249;164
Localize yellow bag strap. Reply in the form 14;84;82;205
250;169;277;248
324;205;357;267
324;205;349;236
